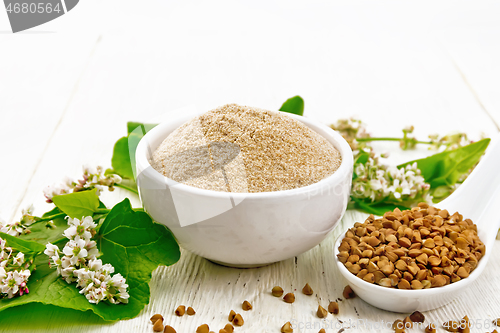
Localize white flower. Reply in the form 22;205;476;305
0;270;28;298
13;252;24;266
44;243;60;258
65;216;96;241
63;237;88;266
63;226;78;240
0;267;6;280
61;267;77;283
43;180;74;203
0;221;23;237
43;215;129;306
87;258;102;272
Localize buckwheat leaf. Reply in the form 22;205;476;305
127;122;157;135
52;188;99;219
0;232;46;254
111;133;142;180
0;198;180;322
398;139;490;188
279;95;304;116
19;207;68;245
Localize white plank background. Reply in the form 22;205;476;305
1;1;500;332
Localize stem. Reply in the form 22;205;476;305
31;207;144;225
356;137;433;144
115;183;139;195
35;212;67;223
95;207;144;214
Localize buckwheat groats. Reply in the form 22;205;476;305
337;203;485;289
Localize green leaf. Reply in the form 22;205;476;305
127;122;157;135
279;95;304;116
19;207;68;245
0;232;46;254
0;199;180;322
111;122;157;180
52;189;100;219
398;139;490;188
111;133;142;180
350;197;409;216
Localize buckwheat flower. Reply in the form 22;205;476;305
87;258;102;272
43;176;75;203
84;240;99;260
61;266;77;284
65;216;97;241
1;270;29;299
63;237;88;266
75;165;122;194
13;252;24;266
0;220;23;237
108;273;129;304
0;267;6;281
44;243;60;258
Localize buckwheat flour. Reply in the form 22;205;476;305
150;104;341;193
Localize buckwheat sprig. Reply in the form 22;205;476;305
44;216;129;305
0;236;31;299
0;206;37;237
352;159;432;206
43;165;123;203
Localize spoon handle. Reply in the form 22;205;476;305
437;134;500;234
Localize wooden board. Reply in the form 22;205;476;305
0;1;499;332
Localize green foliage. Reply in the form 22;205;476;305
0;199;180;321
398;139;490;188
52;189;100;219
0;232;46;254
111;122;157;180
279;95;304;116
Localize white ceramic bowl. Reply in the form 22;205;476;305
136;112;353;267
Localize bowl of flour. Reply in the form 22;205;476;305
136;104;353;267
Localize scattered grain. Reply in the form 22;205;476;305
150;314;163;324
281;322;293;333
409;311;425;323
186;307;196;316
425;323;437;333
196;324;210;333
175;305;185;316
232;313;244;326
223;324;234;333
164;326;176;333
242;300;252;311
342;285;355;299
272;286;284;297
302;283;314;295
328;301;339;314
153;319;164;332
283;293;295;303
228;310;236;322
317;305;328;318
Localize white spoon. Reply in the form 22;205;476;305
334;135;500;313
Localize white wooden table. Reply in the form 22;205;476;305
1;1;500;332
